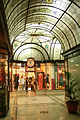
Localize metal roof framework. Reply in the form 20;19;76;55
2;0;80;61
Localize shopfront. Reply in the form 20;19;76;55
11;60;65;91
0;49;9;118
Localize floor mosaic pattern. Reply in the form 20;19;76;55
1;90;80;120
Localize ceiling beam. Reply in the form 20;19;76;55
24;0;30;31
50;1;73;34
11;22;68;49
12;25;65;50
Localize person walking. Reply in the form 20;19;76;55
20;76;24;90
26;78;28;91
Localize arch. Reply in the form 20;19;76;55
17;47;45;60
13;43;50;60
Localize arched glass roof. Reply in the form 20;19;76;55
2;0;80;61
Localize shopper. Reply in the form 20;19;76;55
26;78;28;91
20;76;24;90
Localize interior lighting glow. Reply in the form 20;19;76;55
59;70;62;73
70;60;74;62
23;59;27;61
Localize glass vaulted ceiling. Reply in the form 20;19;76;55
2;0;80;61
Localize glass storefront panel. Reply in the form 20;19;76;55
12;61;65;91
12;63;25;91
68;55;80;101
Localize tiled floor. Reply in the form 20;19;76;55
1;90;80;120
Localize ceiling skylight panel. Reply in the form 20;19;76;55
49;7;63;18
8;10;26;30
13;41;21;50
42;22;52;28
9;20;25;35
38;36;51;43
56;21;75;45
46;16;57;24
67;4;80;26
74;0;80;6
15;44;31;55
16;35;25;40
61;14;79;32
2;0;8;7
52;0;70;10
52;27;69;49
6;0;28;24
11;27;24;41
15;37;31;43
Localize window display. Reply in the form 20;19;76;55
57;65;65;90
12;63;25;91
0;51;9;118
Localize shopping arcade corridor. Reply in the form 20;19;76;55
1;90;80;120
0;0;80;119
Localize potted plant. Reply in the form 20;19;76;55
65;71;80;114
